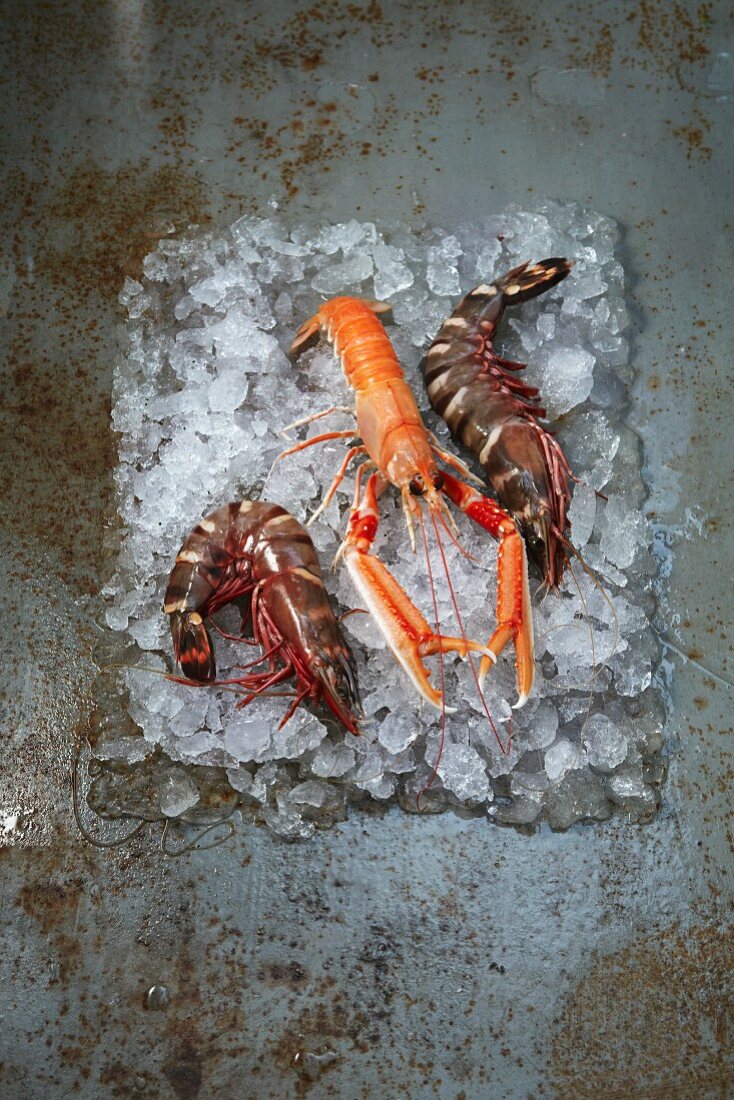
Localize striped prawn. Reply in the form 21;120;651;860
422;259;576;588
282;297;536;737
163;500;362;734
421;258;620;738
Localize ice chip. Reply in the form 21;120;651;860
105;605;129;632
290;780;345;819
376;706;419;754
607;771;657;816
600;496;647;569
528;701;559;749
311;253;373;295
157;768;199;817
544;739;584;782
372;241;415;299
541;346;595;414
208;370;250;413
567;482;597;548
583;714;629;772
311;740;356;778
224;714;272;763
426;235;462;296
437;742;491;802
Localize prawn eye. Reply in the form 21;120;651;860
432;472;444;492
409;475;425;496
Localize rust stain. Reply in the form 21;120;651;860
162;1030;204;1100
257;959;311;990
633;0;712;71
551;922;734;1098
2;161;209;596
33;162;209;297
270;999;366;1098
18;877;84;935
670;121;713;162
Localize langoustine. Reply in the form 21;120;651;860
164;500;362;734
421;259;574;588
283;295;535;728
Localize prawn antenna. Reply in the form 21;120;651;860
429;508;508;755
415;505;447;812
436;507;479;564
564;558;597;770
559;533;620;663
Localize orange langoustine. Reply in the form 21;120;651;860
282;296;535;744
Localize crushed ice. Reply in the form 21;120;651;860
94;203;667;837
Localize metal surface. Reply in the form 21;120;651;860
2;2;732;1097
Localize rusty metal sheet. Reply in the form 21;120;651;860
1;2;731;1097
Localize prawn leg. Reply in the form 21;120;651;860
282;405;354;437
308;444;368;526
440;470;534;708
277;429;357;460
340;472;491;711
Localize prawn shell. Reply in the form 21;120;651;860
163;501;361;732
422;259;574;586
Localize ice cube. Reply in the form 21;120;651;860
536;312;556;341
311;253;373;295
105;605;129;632
583;714;629;772
224;715;272;763
567;482;597;548
426;235;462;297
541;346;595;414
157;768;200;817
437;742;491;802
372;241;414;299
262;792;314;840
544;769;611;828
607;771;658;816
376;706;420;755
290;780;345;818
226;766;254;794
311;740;356;778
528;701;559;749
208;370;250;413
544;739;584;782
600;496;647;569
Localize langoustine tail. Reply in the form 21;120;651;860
289;298;393;360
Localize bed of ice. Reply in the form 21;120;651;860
93;202;667;838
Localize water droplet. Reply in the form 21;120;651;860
707;51;734;98
293;1048;337;1079
679;48;734;99
143;984;169;1011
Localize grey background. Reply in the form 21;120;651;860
1;1;732;1097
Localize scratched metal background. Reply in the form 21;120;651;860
1;2;732;1098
